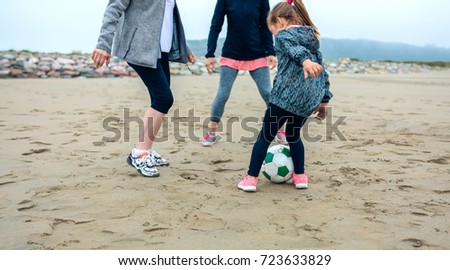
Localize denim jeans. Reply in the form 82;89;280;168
210;66;271;123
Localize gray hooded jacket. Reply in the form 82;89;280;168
96;0;189;68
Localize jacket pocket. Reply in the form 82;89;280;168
123;28;138;59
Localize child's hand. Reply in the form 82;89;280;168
302;59;323;79
313;103;328;121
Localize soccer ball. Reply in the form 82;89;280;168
261;144;294;183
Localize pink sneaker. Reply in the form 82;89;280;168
238;174;258;192
293;174;308;189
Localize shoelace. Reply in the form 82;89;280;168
150;150;162;159
137;154;155;167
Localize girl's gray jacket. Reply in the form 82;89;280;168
270;26;333;117
96;0;190;68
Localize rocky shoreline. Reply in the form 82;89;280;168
0;51;447;79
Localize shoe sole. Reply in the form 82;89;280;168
201;142;215;147
295;184;308;189
238;185;257;192
126;156;160;177
155;162;170;167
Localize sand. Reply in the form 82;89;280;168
0;70;449;250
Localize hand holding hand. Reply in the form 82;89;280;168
205;57;215;75
91;48;111;68
302;59;323;79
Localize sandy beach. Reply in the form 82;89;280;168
1;71;449;250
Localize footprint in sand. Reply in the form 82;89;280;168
402;238;427;248
31;141;53;146
433;190;450;194
92;141;106;147
22;148;51;156
427;157;448;165
180;172;198;180
210;159;232;165
17;199;36;211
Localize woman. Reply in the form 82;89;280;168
92;0;194;177
201;0;286;146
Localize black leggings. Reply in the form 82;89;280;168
128;53;174;114
248;104;308;177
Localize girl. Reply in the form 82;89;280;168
92;0;194;177
201;0;284;146
238;0;333;192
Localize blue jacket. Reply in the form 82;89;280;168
270;26;333;117
96;0;189;68
205;0;275;60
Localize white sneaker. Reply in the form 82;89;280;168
127;151;159;177
149;150;169;166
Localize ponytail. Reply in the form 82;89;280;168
268;0;320;38
292;0;320;38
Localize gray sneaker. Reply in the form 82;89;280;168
201;132;217;147
127;152;159;177
149;150;169;166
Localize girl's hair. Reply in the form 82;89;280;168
267;0;320;38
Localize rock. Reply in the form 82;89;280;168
36;71;48;78
63;70;79;76
38;65;51;72
0;69;11;75
63;64;76;71
51;61;62;70
11;69;23;76
0;59;10;68
3;54;15;60
111;65;128;76
40;56;55;62
179;69;192;76
83;71;102;78
47;70;61;78
24;62;37;71
56;57;75;65
29;57;39;64
96;66;110;75
189;65;202;75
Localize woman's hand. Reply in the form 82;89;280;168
205;57;215;75
267;55;278;70
302;59;323;79
91;48;111;68
188;53;195;63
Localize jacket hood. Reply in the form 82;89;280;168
282;26;319;53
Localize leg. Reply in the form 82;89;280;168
249;67;271;106
209;66;239;130
247;105;289;177
249;67;287;144
284;114;308;174
128;57;174;150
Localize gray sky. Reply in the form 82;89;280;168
0;0;449;53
